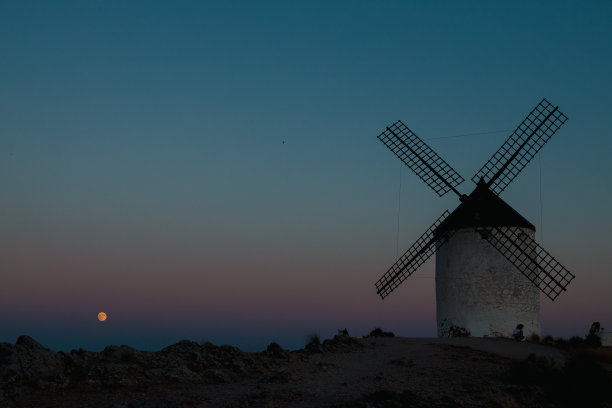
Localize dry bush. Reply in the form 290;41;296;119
367;328;395;338
526;333;540;343
306;333;320;347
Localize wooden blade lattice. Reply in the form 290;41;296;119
378;121;464;197
472;98;568;195
477;226;575;301
376;211;453;299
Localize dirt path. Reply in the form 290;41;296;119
415;337;567;363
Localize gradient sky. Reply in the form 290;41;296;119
1;1;611;352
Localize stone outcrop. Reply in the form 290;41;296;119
3;333;604;408
0;335;288;405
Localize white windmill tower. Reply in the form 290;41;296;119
374;98;575;338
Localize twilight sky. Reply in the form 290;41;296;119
1;1;611;352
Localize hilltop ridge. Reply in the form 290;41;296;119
1;333;610;407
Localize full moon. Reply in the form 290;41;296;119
97;312;107;322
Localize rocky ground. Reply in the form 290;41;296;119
1;333;611;408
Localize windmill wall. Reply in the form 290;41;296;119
435;228;540;338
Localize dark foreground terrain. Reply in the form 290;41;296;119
1;334;611;407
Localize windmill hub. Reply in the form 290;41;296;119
374;98;575;338
434;180;535;239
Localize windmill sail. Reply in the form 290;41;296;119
472;98;568;195
374;98;574;307
477;226;575;301
376;210;453;299
378;120;464;197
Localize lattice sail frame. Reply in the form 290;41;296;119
472;98;568;195
376;211;453;299
375;99;574;301
477;226;575;301
378;121;464;197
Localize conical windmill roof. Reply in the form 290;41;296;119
434;180;535;238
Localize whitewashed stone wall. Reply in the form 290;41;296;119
600;332;612;347
435;228;540;338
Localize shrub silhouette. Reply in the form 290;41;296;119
526;333;540;343
541;335;555;346
368;328;395;337
306;333;320;347
568;336;584;348
585;333;603;347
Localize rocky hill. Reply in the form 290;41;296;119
1;333;611;407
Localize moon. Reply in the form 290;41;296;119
97;312;107;322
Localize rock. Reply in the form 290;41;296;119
448;325;470;337
305;342;323;353
368;328;395;337
0;343;14;366
15;336;44;349
204;368;232;383
0;335;278;405
323;334;362;351
101;345;143;364
3;336;65;387
265;342;287;358
160;339;202;354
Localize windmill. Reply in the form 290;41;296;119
375;98;575;338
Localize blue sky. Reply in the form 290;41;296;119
1;1;611;351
